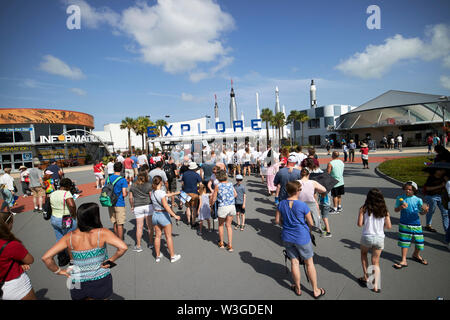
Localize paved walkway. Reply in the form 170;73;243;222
7;155;450;300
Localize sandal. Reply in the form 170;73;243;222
290;284;302;296
240;225;245;231
234;225;239;230
371;288;381;293
218;241;225;249
357;277;367;287
227;245;234;252
313;288;326;299
412;256;428;265
393;263;408;269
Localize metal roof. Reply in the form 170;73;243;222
350;90;443;113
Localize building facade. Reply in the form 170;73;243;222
0;108;108;172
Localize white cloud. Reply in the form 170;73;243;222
39;55;85;80
70;87;87;96
441;76;450;90
336;24;450;79
189;56;234;82
65;0;235;75
22;79;39;88
443;56;450;68
181;93;194;101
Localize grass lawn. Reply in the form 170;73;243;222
378;156;431;187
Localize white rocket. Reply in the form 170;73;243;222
229;79;238;127
214;94;219;123
241;111;245;122
275;86;280;114
310;79;317;108
256;92;260;119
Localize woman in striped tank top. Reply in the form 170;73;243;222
42;203;128;300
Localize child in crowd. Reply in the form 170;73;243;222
197;184;211;235
19;166;31;197
357;188;392;293
43;170;55;195
318;192;332;238
234;175;246;231
393;181;429;269
342;143;348;162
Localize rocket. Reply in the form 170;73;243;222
310;79;317;108
275;86;280;114
214;94;219;123
229;79;238;127
256;92;260;119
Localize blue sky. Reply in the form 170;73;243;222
1;0;450;129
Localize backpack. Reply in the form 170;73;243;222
99;176;124;207
163;164;175;181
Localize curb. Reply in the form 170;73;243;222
374;165;405;187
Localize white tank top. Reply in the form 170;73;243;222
362;211;385;237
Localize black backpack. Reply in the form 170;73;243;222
163;164;175;181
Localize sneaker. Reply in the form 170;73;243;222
337;207;342;212
322;232;332;238
170;254;181;263
33;208;39;213
155;253;162;263
329;208;337;215
133;246;143;253
197;230;202;236
148;244;154;249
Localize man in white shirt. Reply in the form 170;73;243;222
0;168;16;213
116;152;125;163
137;151;148;168
397;135;403;152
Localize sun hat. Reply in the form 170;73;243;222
188;162;198;170
361;143;368;148
19;165;27;170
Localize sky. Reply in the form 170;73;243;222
1;0;450;129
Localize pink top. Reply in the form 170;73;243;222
298;180;316;203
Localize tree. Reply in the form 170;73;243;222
287;110;301;146
135;116;152;154
260;108;273;144
120;117;136;153
155;119;168;138
298;113;310;146
272;112;286;147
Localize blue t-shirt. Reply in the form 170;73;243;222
234;183;245;205
181;170;202;194
273;167;302;201
278;200;311;245
130;156;138;169
395;194;423;226
107;175;128;207
46;164;61;181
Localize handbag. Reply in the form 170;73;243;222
0;241;14;299
43;196;52;220
61;192;73;230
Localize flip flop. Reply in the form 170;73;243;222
393;263;408;269
371;288;381;293
290;284;302;296
357;277;367;287
412;256;428;265
313;288;326;299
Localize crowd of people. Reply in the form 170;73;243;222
1;140;449;300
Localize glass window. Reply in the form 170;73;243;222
14;126;31;143
0;125;14;143
35;124;50;142
49;124;64;136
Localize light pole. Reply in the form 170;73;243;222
439;96;449;146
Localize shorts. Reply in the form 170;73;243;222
1;272;33;300
331;185;345;197
235;204;245;214
398;224;424;250
360;235;385;250
125;169;134;178
94;172;104;180
134;204;153;219
187;193;199;209
217;204;236;218
108;206;126;225
320;205;330;219
243;162;250;167
168;180;177;192
283;241;314;260
152;211;172;227
70;274;113;301
30;186;45;197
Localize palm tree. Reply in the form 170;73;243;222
120;117;136;153
135;116;152;154
155;119;168;138
287;110;301;146
272;112;286;146
260;108;273;144
298;112;310;146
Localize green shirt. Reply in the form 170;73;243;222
329;159;344;188
50;190;73;218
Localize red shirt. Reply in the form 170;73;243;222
360;147;369;155
123;158;134;169
0;239;28;282
93;163;104;173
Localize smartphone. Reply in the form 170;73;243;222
102;260;117;268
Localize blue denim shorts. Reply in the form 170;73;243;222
152;211;171;227
283;241;314;260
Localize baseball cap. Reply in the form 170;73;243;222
236;174;243;180
288;155;297;163
405;181;418;191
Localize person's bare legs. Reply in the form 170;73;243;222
21;289;37;300
145;215;154;247
323;217;330;232
394;247;409;267
218;217;226;245
154;225;163;257
360;245;370;281
290;258;302;295
114;223;124;240
305;257;323;297
163;224;175;257
225;215;233;248
371;249;382;291
135;217;144;248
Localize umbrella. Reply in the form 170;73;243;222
310;172;339;193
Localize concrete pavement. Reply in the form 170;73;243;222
6;154;450;300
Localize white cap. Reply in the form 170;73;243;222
405;181;418;191
188;162;198;170
288;155;297;163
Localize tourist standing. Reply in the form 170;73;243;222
106;157;115;179
0;168;17;214
46;159;63;190
234;175;246;231
197;184;211;235
28;159;45;213
123;154;135;185
242;147;252;177
181;162;202;227
357;188;392;293
137;151;149;168
393;181;429;269
211;170;237;252
93;160;105;189
301;148;320;168
49;178;78;242
150;176;181;263
389;137;395;150
266;150;279;197
107;162;128;240
275;180;326;299
274;155;302;204
423;168;449;233
397;135;403;152
382;136;388;149
327;151;345;214
0;212;37;300
164;158;179;209
318;191;332;237
19;166;31;198
149;161;169;192
360;143;370;169
129;172;154;252
348;139;357;162
342;143;348;162
42;202;128;300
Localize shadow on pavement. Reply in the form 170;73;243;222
340;238;402;264
245;218;282;246
110;293;125;300
254;197;275;206
255;207;275;217
36;288;50;300
313;253;359;283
